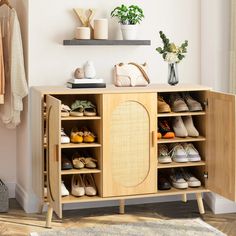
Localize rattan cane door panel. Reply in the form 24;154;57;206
102;93;157;197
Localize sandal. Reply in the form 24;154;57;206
70;100;97;117
70;127;84;143
72;153;85;169
70;101;84;117
61;104;71;117
81;127;96;143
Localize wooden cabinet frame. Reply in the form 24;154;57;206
30;84;236;228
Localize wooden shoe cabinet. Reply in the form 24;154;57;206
31;84;236;227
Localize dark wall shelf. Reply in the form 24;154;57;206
63;39;151;46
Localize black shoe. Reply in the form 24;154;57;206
61;154;73;170
158;174;171;190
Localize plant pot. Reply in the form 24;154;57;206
120;24;138;40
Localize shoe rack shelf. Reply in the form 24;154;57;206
157;111;206;118
157;161;206;169
31;84;236;228
61;143;102;149
157;136;206;144
61;169;102;175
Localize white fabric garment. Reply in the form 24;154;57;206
0;9;28;128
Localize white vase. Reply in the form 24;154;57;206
120;24;138;40
84;61;96;79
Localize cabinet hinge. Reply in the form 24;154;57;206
204;172;208;179
203;99;208;108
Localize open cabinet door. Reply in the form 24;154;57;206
207;91;236;201
46;95;62;218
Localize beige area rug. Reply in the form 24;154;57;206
31;218;225;236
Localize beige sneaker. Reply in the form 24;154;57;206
183;116;199;137
169;93;189;112
158;144;172;164
182;93;203;111
158;96;171;113
172;117;188;137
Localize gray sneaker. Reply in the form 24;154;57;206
169;143;188;163
182;92;203;111
169;169;188;189
169;93;189;112
158;144;172;164
180;168;201;187
182;143;201;162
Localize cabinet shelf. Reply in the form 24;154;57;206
157;186;208;196
63;39;151;46
157;111;206;118
61;143;102;149
157;161;206;169
157;136;206;144
61;116;101;121
61;168;101;175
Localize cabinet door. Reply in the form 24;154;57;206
207;91;236;201
102;93;157;197
46;95;62;218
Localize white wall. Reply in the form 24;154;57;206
28;0;201;87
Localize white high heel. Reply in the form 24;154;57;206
71;175;85;197
83;174;97;196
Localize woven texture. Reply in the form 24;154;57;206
0;179;8;212
110;101;150;187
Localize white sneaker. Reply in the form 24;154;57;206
158;144;172;164
172;117;188;137
61;128;70;144
180;168;201;187
170;169;188;189
71;175;85;197
169;144;188;163
182;143;201;162
182;116;199;137
61;181;69;196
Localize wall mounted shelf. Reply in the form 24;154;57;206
63;39;151;46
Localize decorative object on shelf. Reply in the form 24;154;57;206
73;8;96;38
84;61;96;79
94;19;108;40
111;4;144;40
75;27;91;40
114;62;150;87
74;67;85;79
156;31;188;86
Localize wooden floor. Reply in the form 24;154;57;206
0;199;235;235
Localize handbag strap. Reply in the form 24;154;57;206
128;62;150;83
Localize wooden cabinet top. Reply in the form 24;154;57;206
32;84;211;95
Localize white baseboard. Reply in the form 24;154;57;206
15;183;41;213
204;192;236;214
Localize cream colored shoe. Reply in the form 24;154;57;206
83;174;97;196
172;117;188;137
183;116;199;137
71;175;85;197
169;93;189;112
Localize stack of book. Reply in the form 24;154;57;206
67;78;106;89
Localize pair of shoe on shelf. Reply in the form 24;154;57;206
71;174;97;197
61;152;97;170
158;168;201;190
71;127;96;143
158;143;201;164
158;116;199;139
44;128;70;144
61;100;97;117
158;93;203;113
61;174;97;197
45;181;71;197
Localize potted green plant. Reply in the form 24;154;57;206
111;4;144;40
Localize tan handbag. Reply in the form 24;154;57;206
114;62;150;87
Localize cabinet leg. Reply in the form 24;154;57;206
45;204;53;228
119;199;125;214
182;194;187;203
196;193;205;214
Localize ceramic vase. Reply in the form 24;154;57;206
84;61;96;79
